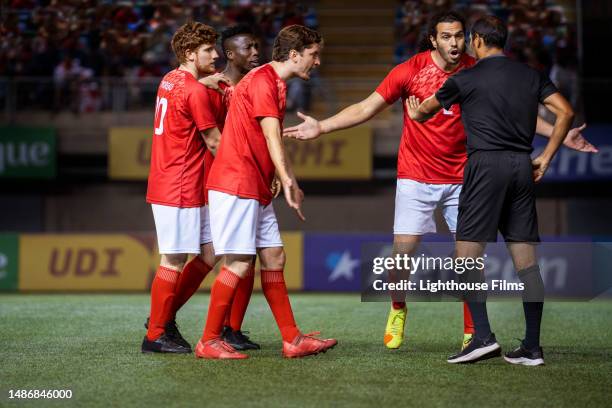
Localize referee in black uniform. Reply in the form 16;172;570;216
407;15;574;365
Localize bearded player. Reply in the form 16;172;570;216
163;24;263;351
196;25;337;359
142;22;228;354
284;11;595;351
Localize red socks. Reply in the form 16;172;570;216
463;302;475;334
225;266;255;331
261;269;300;342
172;257;212;318
147;266;180;340
392;301;406;310
202;266;241;342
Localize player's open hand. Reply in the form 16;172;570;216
531;155;550;182
563;123;598;153
270;175;282;198
282;177;306;221
283;112;322;140
199;73;230;95
406;95;421;120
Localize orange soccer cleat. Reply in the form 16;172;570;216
282;332;338;358
195;338;249;360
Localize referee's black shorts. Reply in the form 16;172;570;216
456;151;540;243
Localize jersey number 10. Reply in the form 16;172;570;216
154;97;168;135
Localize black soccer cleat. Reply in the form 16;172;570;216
144;317;192;351
141;333;191;354
221;325;261;350
504;343;545;366
447;332;501;364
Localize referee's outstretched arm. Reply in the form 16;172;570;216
532;92;574;182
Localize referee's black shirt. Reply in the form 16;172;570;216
436;54;558;155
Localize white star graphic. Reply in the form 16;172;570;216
328;250;360;282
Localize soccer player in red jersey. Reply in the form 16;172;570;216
142;22;227;354
284;11;594;351
196;25;337;359
168;24;263;351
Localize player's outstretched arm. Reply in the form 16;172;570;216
283;92;388;140
201;127;221;156
260;117;305;221
406;94;441;122
536;117;597;153
532;92;575;182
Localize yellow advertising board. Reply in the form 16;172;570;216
108;125;372;180
285;125;372;180
18;233;303;291
108;127;151;180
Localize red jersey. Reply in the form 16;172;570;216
146;69;219;207
202;83;232;203
206;64;286;205
376;50;475;184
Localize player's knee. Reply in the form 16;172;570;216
224;254;254;278
160;253;188;270
198;243;217;268
259;247;285;270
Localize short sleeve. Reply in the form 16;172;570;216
375;64;410;104
538;70;558;102
436;77;462;111
186;83;219;131
251;74;281;119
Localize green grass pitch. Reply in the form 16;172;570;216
1;294;611;407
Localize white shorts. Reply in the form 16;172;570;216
393;179;461;235
151;204;212;254
208;190;283;255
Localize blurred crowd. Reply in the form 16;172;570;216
0;0;318;112
394;0;580;111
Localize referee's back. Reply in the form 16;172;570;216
439;55;558;155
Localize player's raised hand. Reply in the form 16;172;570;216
199;73;230;95
531;155;550;183
282;177;306;221
563;123;598;153
283;112;322;140
406;95;421;120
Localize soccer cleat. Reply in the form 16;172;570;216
194;338;249;360
282;332;338;358
384;305;407;349
141;334;191;354
504;343;545;366
462;333;474;351
145;317;192;352
447;333;501;364
221;326;260;350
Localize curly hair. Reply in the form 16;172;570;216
171;21;218;64
272;25;322;62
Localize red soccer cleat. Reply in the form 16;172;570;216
195;338;249;360
282;332;338;358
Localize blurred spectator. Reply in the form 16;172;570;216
394;0;578;76
1;0;316;112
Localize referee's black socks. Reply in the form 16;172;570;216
518;264;545;350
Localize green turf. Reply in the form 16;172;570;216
1;294;611;407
